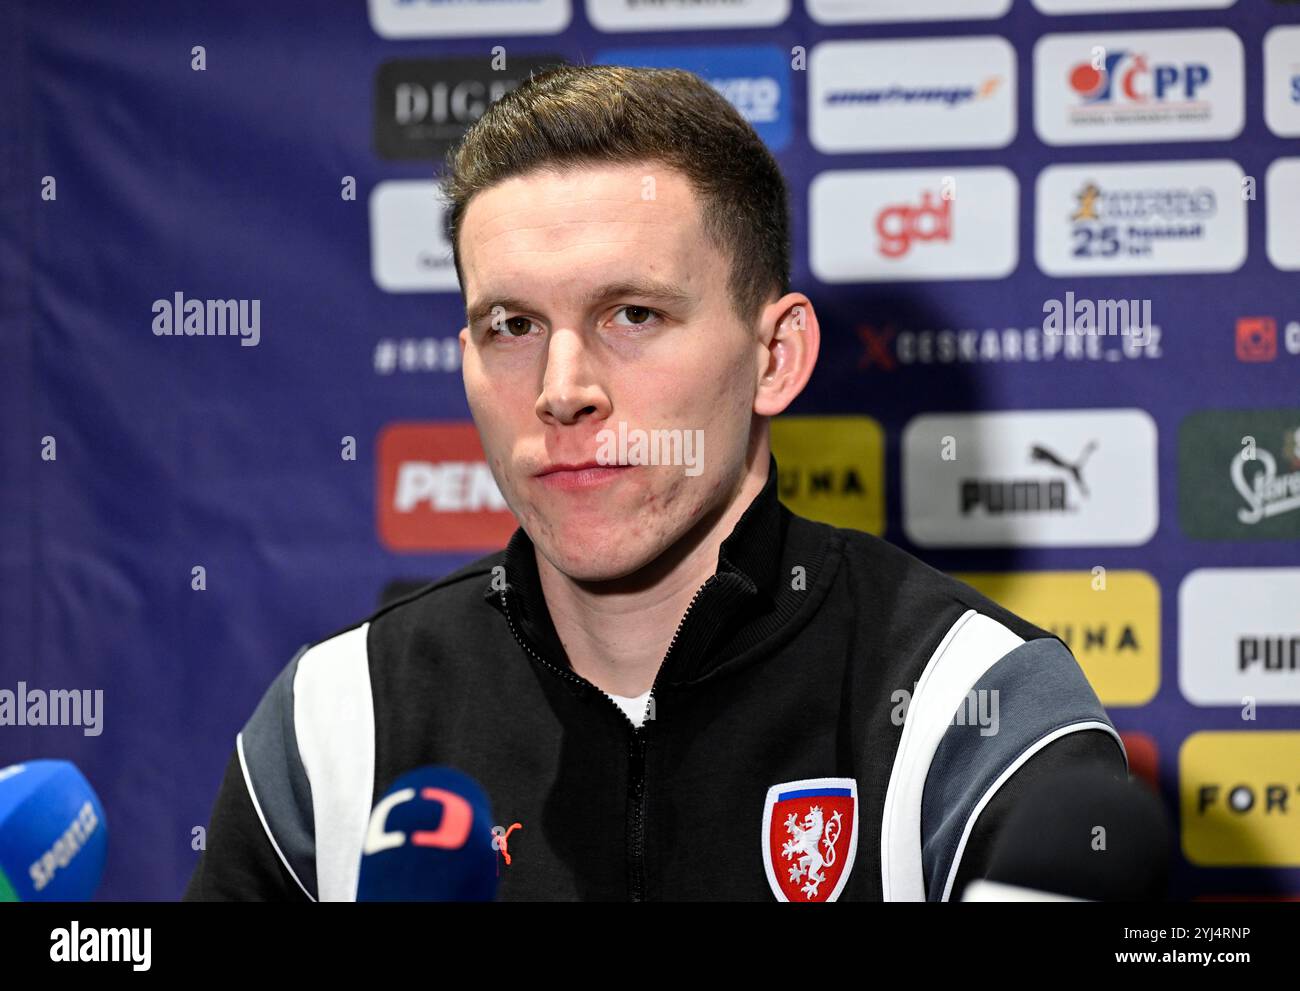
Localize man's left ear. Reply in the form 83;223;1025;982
755;295;820;417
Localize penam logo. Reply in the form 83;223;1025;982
377;422;517;552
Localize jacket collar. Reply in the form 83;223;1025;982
483;453;814;687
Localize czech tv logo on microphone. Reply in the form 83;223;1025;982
358;767;499;901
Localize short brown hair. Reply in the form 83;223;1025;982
440;63;791;329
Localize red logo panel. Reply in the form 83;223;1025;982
377;422;518;552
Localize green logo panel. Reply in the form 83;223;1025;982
1179;409;1300;540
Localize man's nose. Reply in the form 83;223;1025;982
535;328;610;425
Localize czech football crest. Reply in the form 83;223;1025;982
761;777;858;902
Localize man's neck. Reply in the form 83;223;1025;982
534;458;769;698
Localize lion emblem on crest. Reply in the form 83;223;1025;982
781;804;844;900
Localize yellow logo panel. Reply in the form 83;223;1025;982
1181;732;1300;867
953;570;1160;707
770;416;884;535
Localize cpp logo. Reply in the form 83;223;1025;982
1070;51;1210;105
1035;29;1244;145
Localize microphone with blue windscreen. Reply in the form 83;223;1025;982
357;766;498;901
0;759;108;901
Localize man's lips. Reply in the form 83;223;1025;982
533;461;637;491
534;460;606;477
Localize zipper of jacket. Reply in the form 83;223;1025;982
499;573;719;901
627;573;717;901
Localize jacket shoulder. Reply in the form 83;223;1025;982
826;529;1126;901
834;526;1053;644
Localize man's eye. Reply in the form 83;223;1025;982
489;316;536;339
612;306;661;328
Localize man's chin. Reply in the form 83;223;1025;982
537;539;655;585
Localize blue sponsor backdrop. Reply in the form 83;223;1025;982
1;0;1297;900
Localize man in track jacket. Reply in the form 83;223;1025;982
185;63;1129;902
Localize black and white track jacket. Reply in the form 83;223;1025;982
184;454;1127;902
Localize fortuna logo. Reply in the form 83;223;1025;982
761;777;858;902
1232;428;1300;525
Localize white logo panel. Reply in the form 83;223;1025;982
1266;158;1300;272
1033;0;1235;11
369;181;460;294
810;167;1018;283
368;0;571;37
586;0;790;32
810;37;1017;153
903;409;1158;547
1180;569;1300;706
1034;28;1244;145
807;0;1010;24
1035;159;1247;276
1264;26;1300;138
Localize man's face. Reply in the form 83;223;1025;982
458;162;762;583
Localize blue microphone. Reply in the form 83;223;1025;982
0;760;108;901
357;766;498;901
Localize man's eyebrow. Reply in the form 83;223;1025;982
465;279;695;327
